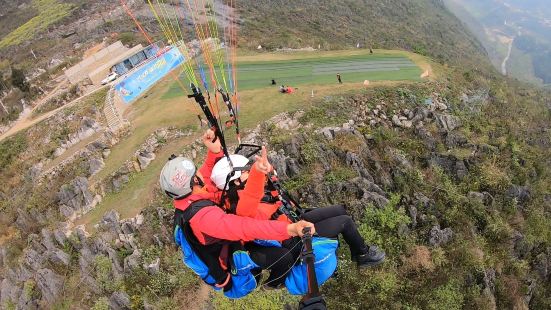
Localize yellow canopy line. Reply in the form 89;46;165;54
147;0;196;85
161;0;201;84
155;0;196;83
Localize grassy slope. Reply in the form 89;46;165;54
238;0;487;66
78;49;430;229
0;0;38;39
0;0;77;48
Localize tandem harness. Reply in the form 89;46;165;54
173;199;259;299
173;202;338;301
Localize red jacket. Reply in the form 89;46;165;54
234;164;290;223
174;193;290;245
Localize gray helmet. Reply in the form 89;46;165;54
159;156;196;199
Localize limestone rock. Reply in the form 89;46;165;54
24;249;45;271
1;278;22;307
429;226;453;247
392;115;402;127
109;291;131;310
112;173;130;192
435;114;462;132
137;151;156;170
98;210;121;235
124;249;142;272
512;231;532;260
145;258;160;275
57;177;96;215
445;132;468;148
88;157;105;176
534;249;550;280
49;250;71;266
35;269;63;304
59;204;76;221
40;229;56;251
53;223;71;247
506;185;531;206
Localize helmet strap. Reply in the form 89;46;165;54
190;174;205;189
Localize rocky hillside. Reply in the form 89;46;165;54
1;0;551;309
1;63;550;308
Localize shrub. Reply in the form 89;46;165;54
0;131;27;168
0;0;76;48
428;280;465;310
94;255;122;293
477;161;511;193
119;32;137;46
358;194;411;255
211;289;298;310
323;166;356;184
10;68;29;92
91;297;109;310
147;272;178;296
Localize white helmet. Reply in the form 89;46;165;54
211;155;250;190
159;156;196;199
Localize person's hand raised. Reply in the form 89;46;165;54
254;146;272;174
202;129;222;154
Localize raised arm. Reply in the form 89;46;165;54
198;129;224;192
235;163;266;218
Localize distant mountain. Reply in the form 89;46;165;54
444;0;551;85
239;0;487;66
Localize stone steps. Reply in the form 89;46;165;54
103;87;126;131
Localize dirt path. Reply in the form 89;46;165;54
502;37;514;75
39;131;104;177
191;284;212;310
0;84;108;142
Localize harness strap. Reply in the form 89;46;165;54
174;199;230;285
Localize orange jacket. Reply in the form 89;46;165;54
234;164;290;223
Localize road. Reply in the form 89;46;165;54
502;37;514;75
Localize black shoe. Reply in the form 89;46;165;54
354;246;385;268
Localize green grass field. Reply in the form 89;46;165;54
162;52;421;99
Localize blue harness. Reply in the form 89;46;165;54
174;200;338;299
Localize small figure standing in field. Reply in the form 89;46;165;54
271;79;276;85
370;47;374;54
337;73;342;84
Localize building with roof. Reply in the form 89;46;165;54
65;41;160;85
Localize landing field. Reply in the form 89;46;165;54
78;49;429;229
162;50;422;99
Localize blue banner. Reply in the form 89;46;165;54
115;47;184;103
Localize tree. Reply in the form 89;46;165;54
10;68;29;93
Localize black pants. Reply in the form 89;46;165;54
247;205;367;287
246;238;302;287
303;205;367;257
